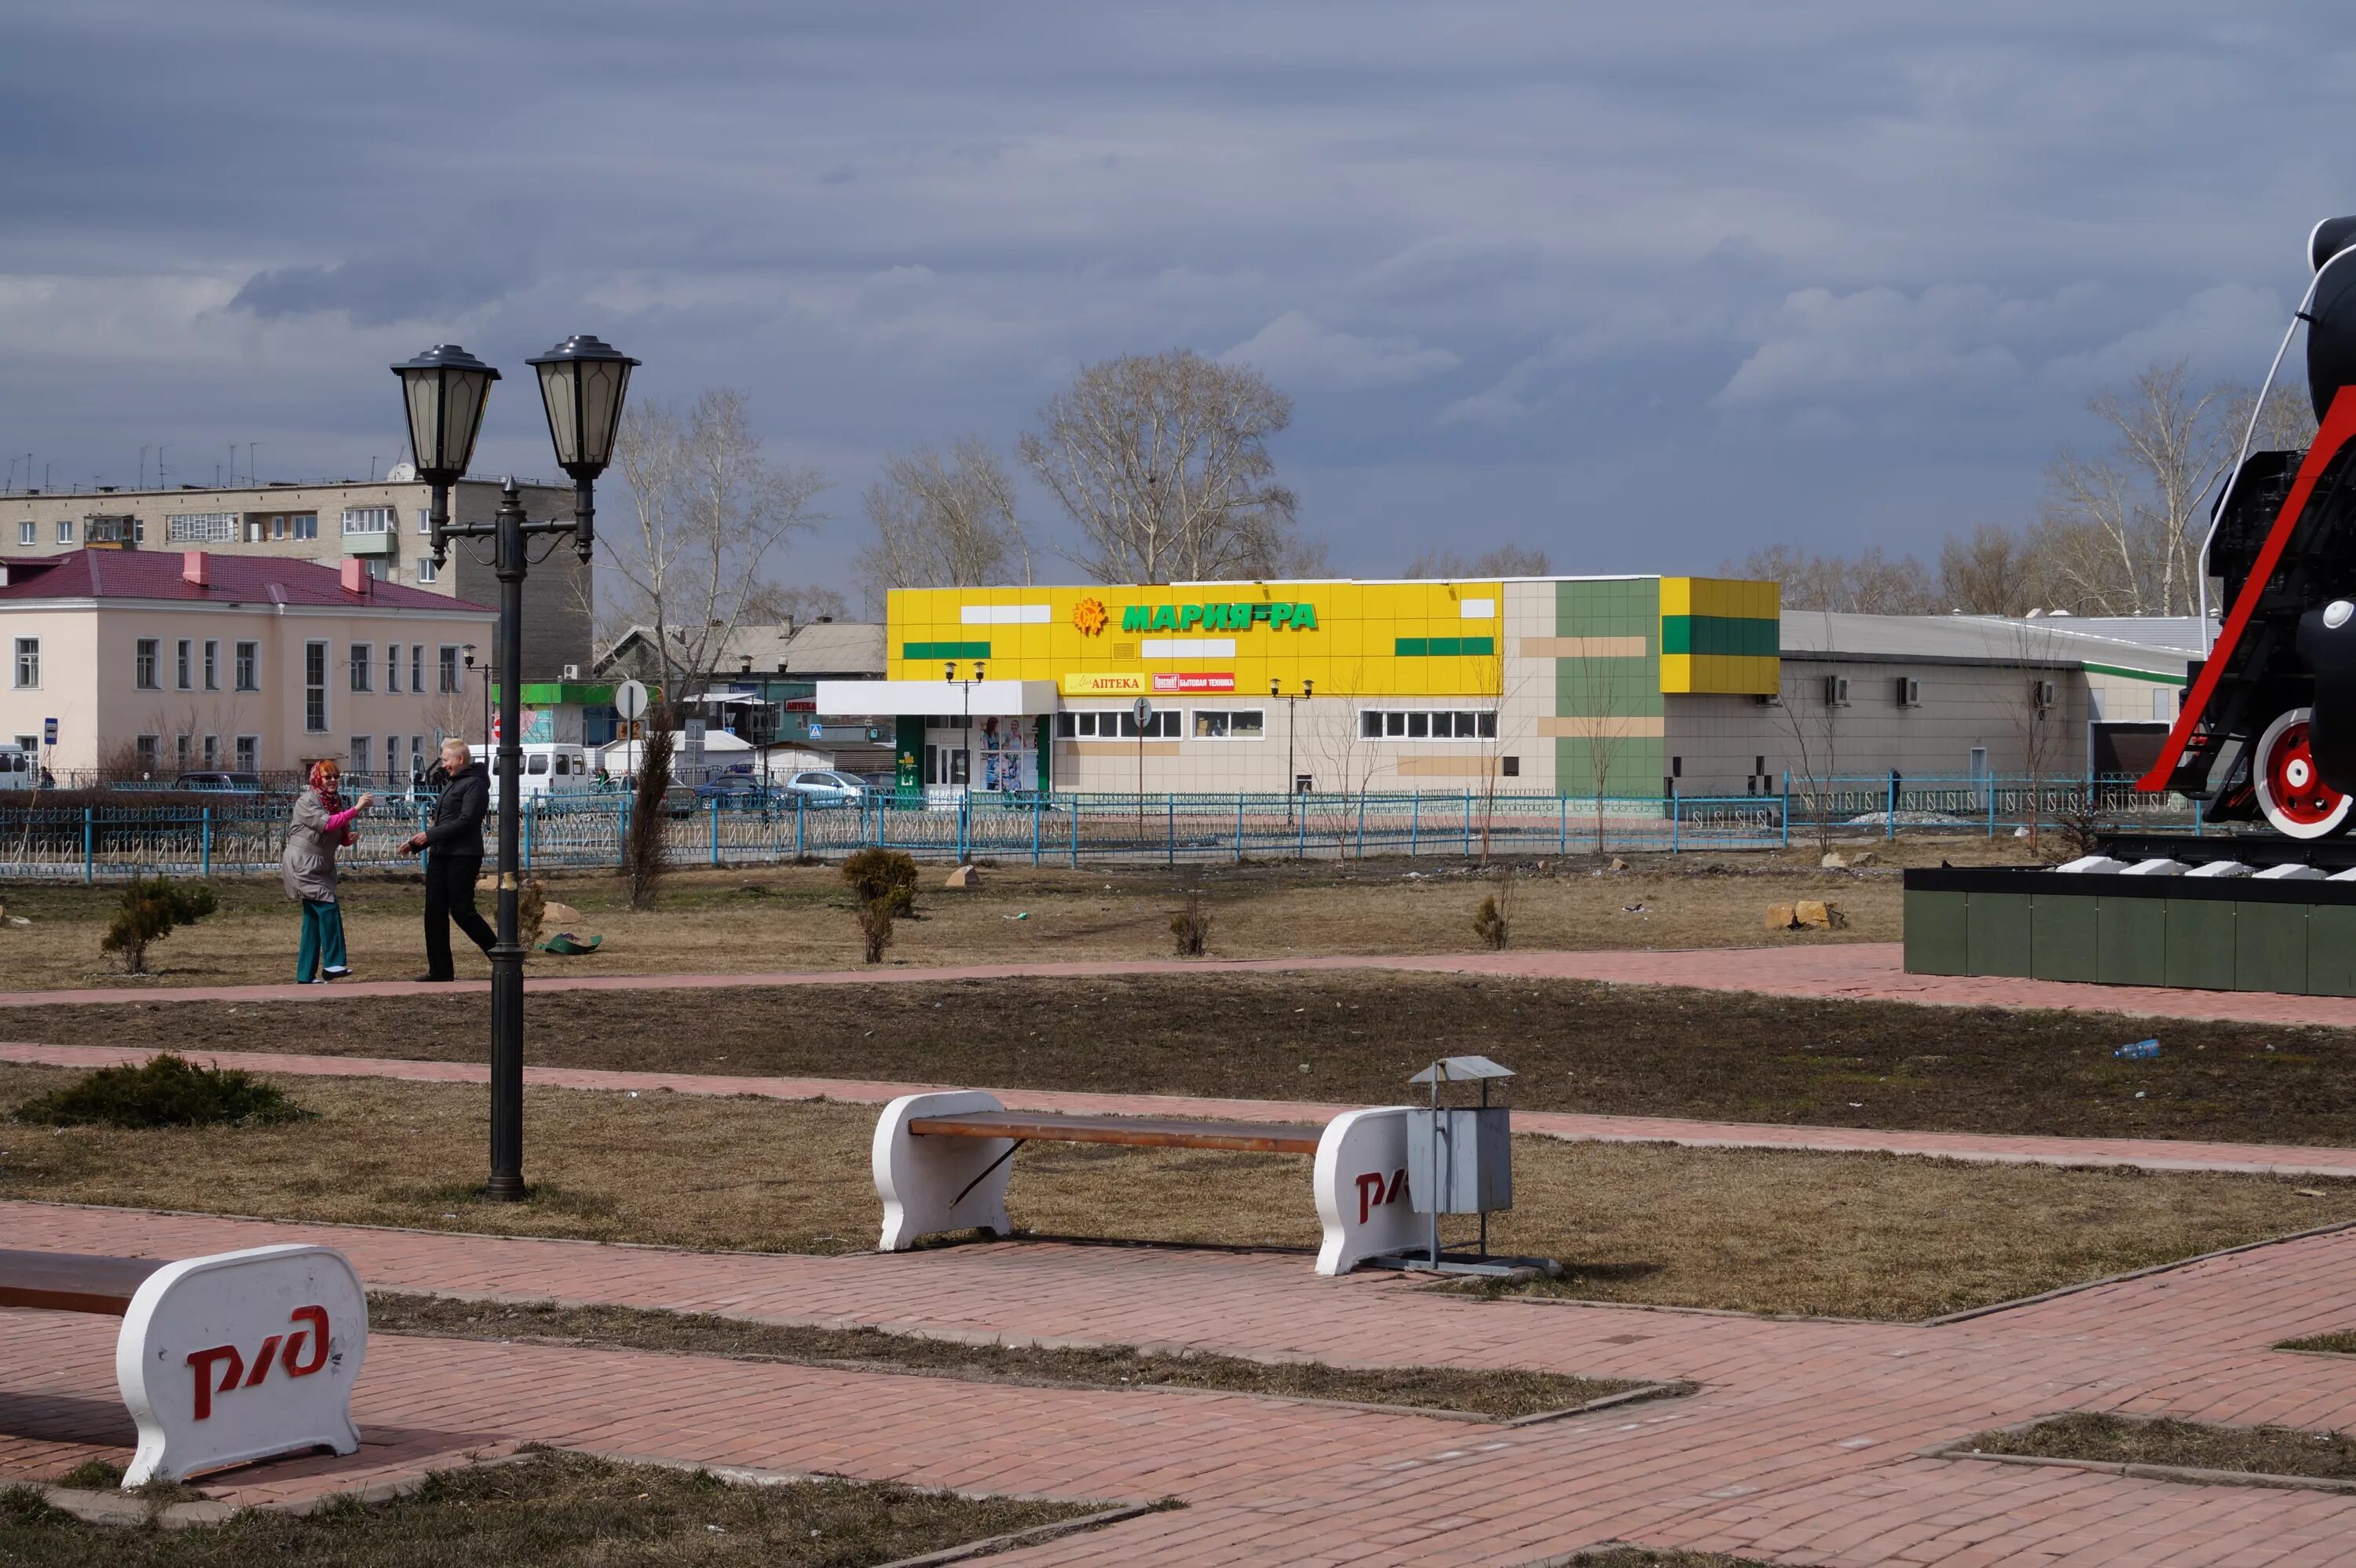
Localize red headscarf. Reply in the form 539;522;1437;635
309;758;342;810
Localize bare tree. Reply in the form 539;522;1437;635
1772;621;1845;859
744;583;851;626
1019;349;1300;583
602;389;829;715
854;439;1031;609
1935;524;2062;616
1406;543;1553;578
1724;543;1940;614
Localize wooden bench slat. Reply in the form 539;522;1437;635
0;1249;168;1316
907;1110;1326;1156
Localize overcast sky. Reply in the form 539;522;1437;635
3;2;2349;594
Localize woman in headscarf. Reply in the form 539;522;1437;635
282;759;375;983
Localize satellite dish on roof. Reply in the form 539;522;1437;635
386;461;417;482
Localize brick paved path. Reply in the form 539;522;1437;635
9;1040;2355;1179
9;1198;2356;1563
6;943;2356;1027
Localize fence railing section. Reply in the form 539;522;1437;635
0;775;2221;881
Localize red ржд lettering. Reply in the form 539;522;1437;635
181;1306;332;1420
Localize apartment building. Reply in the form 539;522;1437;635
0;475;589;681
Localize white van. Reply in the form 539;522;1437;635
515;743;590;801
0;744;31;791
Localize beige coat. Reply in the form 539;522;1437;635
280;788;348;903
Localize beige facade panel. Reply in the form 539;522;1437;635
1063;741;1182;758
1517;635;1648;659
1537;715;1667;740
1392;755;1513;778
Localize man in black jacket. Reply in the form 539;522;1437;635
403;738;496;981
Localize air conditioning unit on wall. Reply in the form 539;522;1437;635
1824;675;1851;707
2032;678;2058;715
1897;676;1921;707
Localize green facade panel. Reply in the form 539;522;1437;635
2029;894;2098;981
1659;615;1779;657
902;640;991;661
2095;897;2168;986
2310;906;2356;997
1553;736;1665;799
2164;900;2237;990
2234;902;2309;994
1902;888;1970;976
1965;892;2035;978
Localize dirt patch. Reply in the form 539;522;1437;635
0;853;1899;991
367;1294;1645;1420
1963;1413;2356;1482
2277;1329;2356;1354
0;1446;1107;1565
23;970;2356;1147
1572;1553;1776;1568
5;1065;2351;1320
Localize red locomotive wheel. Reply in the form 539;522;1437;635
2254;707;2353;839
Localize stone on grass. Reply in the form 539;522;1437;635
1763;902;1797;930
1794;899;1847;930
541;901;584;927
945;864;981;889
1820;852;1846;869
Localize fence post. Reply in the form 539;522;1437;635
83;806;93;885
1986;780;1995;839
525;800;536;871
1410;794;1419;857
1033;795;1043;866
1235;793;1244;862
1780;775;1790;850
1071;795;1081;867
201;807;212;879
1558;794;1567;855
1463;789;1472;856
1886;769;1897;841
617;795;630;868
1355;791;1366;860
1672;791;1681;854
1166;795;1176;868
2194;795;2205;838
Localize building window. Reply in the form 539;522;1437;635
1191;709;1265;738
416;555;437;583
176;638;192;690
1502;755;1520;777
236;736;258;771
135;734;159;771
165;511;237;543
1056;710;1176;739
409;646;423;693
269;515;286;540
350;735;372;777
241;517;264;543
202;734;218;767
416;507;432;535
349;643;371;693
174;733;191;769
1121;711;1179;738
292;513;318;540
235;640;258;691
56;520;73;544
1359;709;1498;740
438;645;461;693
409;735;426;779
136;638;159;689
203;639;219;691
386;643;402;693
341;506;392;535
305;641;328;732
11;638;35;689
14;521;30;546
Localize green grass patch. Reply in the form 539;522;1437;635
2278;1329;2356;1354
9;1054;309;1130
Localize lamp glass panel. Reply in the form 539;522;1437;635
577;359;631;466
444;368;489;473
536;362;580;466
404;373;444;471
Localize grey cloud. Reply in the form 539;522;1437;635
229;250;524;328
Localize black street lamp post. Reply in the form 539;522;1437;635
395;334;637;1203
1271;678;1313;818
945;660;985;795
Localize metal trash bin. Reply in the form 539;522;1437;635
1392;1054;1537;1276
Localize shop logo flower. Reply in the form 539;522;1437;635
1072;596;1109;635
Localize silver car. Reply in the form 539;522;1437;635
782;769;869;807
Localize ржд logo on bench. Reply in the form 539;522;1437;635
183;1305;335;1420
1354;1168;1410;1223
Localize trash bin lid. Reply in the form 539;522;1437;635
1408;1054;1515;1084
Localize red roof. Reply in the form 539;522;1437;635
0;550;491;612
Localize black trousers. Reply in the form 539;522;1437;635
423;853;496;979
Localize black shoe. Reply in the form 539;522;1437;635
321;967;351;979
412;973;454;983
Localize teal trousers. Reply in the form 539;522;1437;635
296;898;347;981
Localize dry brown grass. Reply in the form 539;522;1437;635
1965;1413;2356;1480
366;1295;1641;1420
5;1064;2348;1321
0;1447;1105;1566
0;851;1908;990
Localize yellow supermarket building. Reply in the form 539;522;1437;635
816;576;1787;799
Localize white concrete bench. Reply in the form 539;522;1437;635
872;1091;1420;1274
1;1243;368;1485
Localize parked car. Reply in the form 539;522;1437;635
659;782;701;818
173;771;267;794
0;744;33;791
692;774;775;806
781;769;870;807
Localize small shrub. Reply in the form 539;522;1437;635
12;1053;309;1129
842;847;918;917
100;875;218;975
623;722;675;911
857;897;896;964
1472;890;1510;951
1170;890;1209;956
518;878;549;945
